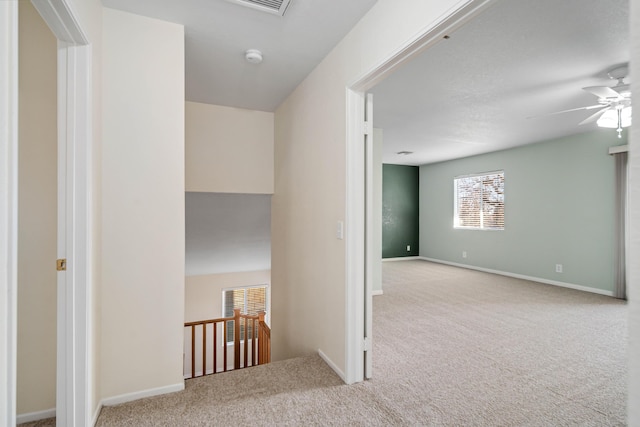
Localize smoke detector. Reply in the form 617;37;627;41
245;49;263;64
225;0;292;16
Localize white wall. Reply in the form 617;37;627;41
186;102;274;194
272;0;472;372
16;1;57;415
628;0;640;423
101;8;185;400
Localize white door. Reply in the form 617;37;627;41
364;93;374;379
29;2;92;425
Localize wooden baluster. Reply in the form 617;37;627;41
234;309;241;370
191;325;195;379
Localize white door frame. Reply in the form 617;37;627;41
1;1;93;425
344;0;495;384
0;3;20;426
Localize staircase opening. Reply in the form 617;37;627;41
184;308;271;379
184;192;272;379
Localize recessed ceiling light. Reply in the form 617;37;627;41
396;151;414;155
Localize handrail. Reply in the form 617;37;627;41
184;309;271;379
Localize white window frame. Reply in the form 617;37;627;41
453;170;505;231
221;284;270;345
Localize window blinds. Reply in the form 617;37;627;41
454;171;504;230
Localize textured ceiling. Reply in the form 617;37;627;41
102;0;378;112
372;0;630;166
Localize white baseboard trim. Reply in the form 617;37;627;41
101;382;185;407
317;349;346;383
419;257;615;297
92;402;103;427
16;408;56;424
382;256;420;262
372;289;383;296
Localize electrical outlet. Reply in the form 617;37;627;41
462;251;467;258
407;245;411;252
555;264;563;273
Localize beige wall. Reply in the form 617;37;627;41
16;1;57;415
184;270;270;375
185;270;270;322
186;102;274;194
272;0;469;372
101;8;185;399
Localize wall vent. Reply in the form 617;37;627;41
225;0;292;16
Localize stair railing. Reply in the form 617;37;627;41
184;309;271;379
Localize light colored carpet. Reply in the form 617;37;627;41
21;260;628;426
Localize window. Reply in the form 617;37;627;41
222;285;269;343
454;171;504;230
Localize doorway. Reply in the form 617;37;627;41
16;1;58;422
344;0;494;384
1;0;93;425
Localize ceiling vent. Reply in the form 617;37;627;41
225;0;292;16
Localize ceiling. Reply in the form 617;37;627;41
105;0;629;276
101;0;630;165
372;0;630;165
102;0;378;112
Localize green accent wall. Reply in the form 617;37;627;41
383;164;419;258
419;130;626;293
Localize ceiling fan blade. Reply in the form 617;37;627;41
527;104;605;119
583;85;620;99
613;83;631;97
578;107;608;125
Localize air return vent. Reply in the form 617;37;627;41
225;0;292;16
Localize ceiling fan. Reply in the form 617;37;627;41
544;64;632;138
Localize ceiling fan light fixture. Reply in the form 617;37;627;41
596;109;619;128
597;106;632;139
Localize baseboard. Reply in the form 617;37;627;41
317;349;346;382
372;289;383;296
16;408;56;424
419;257;615;297
92;402;103;427
382;256;420;262
101;382;185;407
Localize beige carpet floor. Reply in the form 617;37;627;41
20;260;628;426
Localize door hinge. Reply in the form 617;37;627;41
56;258;67;271
363;337;371;352
363;120;372;136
